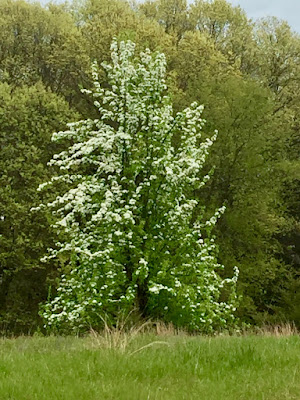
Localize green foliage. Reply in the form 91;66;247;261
189;0;253;67
0;82;76;332
139;0;190;40
0;0;89;111
78;0;173;61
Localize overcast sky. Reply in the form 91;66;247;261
225;0;300;33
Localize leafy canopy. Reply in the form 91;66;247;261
38;40;238;332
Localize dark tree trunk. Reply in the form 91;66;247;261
137;281;149;317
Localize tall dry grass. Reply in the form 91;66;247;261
257;322;298;337
87;314;173;353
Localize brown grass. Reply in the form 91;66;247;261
257;322;299;337
86;317;298;352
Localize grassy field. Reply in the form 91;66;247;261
0;331;299;400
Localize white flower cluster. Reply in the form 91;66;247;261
38;39;239;332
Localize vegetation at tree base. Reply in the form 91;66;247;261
0;0;299;334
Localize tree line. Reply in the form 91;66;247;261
0;0;299;333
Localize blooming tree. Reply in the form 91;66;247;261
38;40;239;332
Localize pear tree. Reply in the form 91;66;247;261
38;40;239;332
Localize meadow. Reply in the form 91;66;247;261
0;328;299;400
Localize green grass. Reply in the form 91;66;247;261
0;333;299;399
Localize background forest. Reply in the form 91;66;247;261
0;0;299;334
